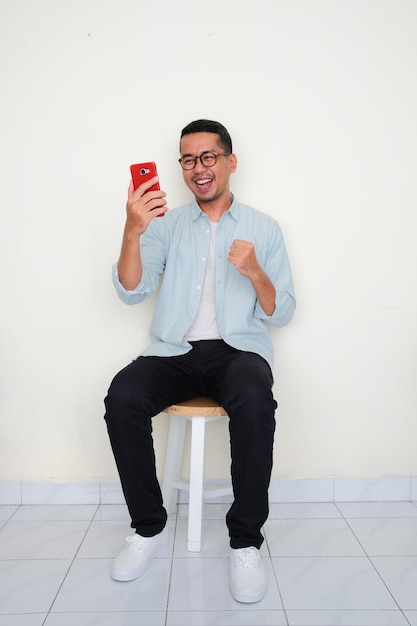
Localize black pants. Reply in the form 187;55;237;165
104;340;277;549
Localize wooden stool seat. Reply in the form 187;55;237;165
164;396;228;417
161;397;232;551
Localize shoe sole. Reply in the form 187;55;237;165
230;584;267;603
111;535;168;582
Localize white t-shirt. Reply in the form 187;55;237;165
184;221;221;341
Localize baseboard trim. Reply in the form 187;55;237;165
1;476;417;505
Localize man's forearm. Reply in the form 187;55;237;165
117;228;143;291
250;269;276;316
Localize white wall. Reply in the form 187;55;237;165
0;0;416;483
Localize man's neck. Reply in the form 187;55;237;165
197;194;233;223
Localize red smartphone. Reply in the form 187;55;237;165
130;162;164;216
130;162;160;192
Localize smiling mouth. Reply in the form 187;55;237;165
195;177;212;189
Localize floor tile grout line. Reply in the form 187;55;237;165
1;504;22;529
164;504;180;626
40;502;101;625
342;514;413;623
264;531;290;626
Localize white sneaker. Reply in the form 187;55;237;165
229;546;267;603
111;528;168;581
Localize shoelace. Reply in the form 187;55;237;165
124;534;148;552
235;547;259;570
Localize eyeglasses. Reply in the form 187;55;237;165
178;150;230;170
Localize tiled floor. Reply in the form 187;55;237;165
1;501;417;625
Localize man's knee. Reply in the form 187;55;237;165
104;365;147;418
226;382;276;428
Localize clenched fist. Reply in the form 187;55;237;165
228;239;260;278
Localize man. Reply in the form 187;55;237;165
104;119;295;603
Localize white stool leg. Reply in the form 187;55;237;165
187;415;206;552
162;414;187;516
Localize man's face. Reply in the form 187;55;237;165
179;132;236;206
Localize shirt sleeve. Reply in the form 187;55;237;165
111;220;166;305
254;219;296;326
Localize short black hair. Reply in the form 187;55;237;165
180;119;233;154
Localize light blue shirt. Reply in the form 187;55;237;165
112;197;295;368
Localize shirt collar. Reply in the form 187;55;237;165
191;194;239;221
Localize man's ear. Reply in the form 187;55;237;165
229;153;237;174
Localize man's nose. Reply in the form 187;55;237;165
194;156;208;172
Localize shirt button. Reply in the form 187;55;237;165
197;285;201;290
202;257;206;261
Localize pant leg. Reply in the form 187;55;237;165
104;352;200;536
206;344;277;549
